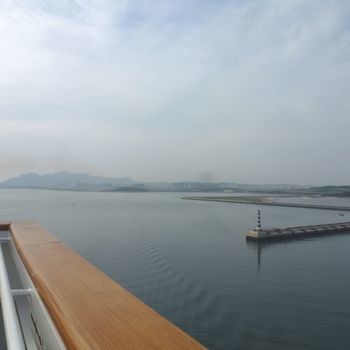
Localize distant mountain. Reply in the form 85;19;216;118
1;172;326;194
0;171;136;191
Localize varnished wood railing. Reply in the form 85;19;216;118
8;221;205;350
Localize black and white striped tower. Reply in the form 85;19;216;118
256;209;262;231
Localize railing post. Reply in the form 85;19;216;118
0;242;26;350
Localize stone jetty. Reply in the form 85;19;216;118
246;222;350;240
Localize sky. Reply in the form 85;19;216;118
0;0;349;185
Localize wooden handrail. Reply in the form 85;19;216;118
9;221;205;350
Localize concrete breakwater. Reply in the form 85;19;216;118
183;196;350;212
246;222;350;240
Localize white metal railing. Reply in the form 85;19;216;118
0;241;26;350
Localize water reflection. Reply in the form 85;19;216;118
246;238;302;271
246;239;306;271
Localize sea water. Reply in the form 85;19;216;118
0;189;349;349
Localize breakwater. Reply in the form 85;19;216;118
184;196;350;212
246;221;350;240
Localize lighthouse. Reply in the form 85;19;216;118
245;209;266;239
256;209;262;231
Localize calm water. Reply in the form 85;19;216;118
1;189;350;350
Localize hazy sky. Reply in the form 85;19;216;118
0;0;349;184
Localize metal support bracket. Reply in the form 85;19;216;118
0;242;26;349
11;288;32;297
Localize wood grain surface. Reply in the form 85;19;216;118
10;221;206;350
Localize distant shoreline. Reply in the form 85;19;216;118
1;187;350;199
2;172;350;196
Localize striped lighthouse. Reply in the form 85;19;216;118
256;209;262;231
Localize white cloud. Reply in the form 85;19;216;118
0;0;349;183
